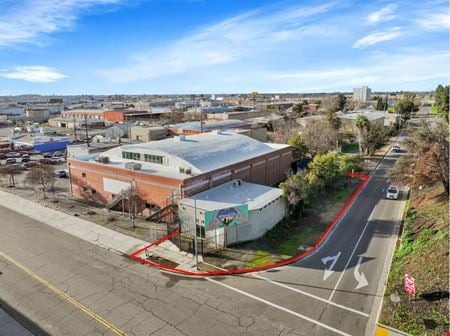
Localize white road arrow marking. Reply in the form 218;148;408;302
354;256;368;289
321;252;341;280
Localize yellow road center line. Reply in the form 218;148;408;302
0;250;127;336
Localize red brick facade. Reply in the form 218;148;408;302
68;146;292;210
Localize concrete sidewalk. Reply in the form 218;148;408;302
0;308;34;336
0;189;198;271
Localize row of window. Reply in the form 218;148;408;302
122;151;164;164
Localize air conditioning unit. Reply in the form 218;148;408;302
124;162;142;170
185;168;192;175
179;167;185;173
96;156;110;164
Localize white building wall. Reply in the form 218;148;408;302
179;196;286;247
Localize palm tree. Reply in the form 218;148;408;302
355;115;369;155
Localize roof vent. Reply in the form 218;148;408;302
124;162;142;170
212;130;223;135
177;135;186;141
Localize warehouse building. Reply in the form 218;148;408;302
68;131;292;214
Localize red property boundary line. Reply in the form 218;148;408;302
130;172;370;276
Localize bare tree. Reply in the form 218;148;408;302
24;165;56;199
121;185;143;228
301;120;339;157
0;165;22;187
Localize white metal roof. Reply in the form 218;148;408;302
104;131;288;174
179;180;283;211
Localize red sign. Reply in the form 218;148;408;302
404;274;415;295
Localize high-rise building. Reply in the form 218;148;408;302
353;86;372;102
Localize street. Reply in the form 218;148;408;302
0;137;407;336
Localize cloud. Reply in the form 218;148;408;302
416;13;450;31
352;27;402;48
0;66;66;82
102;3;335;82
0;0;124;47
259;51;448;91
367;4;397;24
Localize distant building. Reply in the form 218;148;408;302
353;86;372;102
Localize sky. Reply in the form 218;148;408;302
0;0;448;95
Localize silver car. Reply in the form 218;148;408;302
386;185;400;199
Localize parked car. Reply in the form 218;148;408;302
391;144;401;152
53;151;64;157
386;185;400;200
28;150;41;155
50;157;65;164
24;161;40;168
43;152;53;158
6;152;21;158
39;158;52;164
0;153;6;160
54;169;68;178
21;156;30;163
5;158;16;165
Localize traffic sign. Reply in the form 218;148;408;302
404;274;415;295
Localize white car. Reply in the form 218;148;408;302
50;156;65;163
386;185;400;200
392;144;401;152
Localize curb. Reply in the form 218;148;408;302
130;173;370;276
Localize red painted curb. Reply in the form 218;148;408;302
130;173;371;276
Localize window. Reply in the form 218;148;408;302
122;151;140;160
196;225;205;239
143;154;163;164
82;172;86;178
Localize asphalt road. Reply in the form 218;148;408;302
0;136;407;336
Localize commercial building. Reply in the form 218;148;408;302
179;179;286;246
353;86;372;102
169;119;252;135
129;126;169;142
68;131;292;212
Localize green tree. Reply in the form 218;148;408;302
376;97;384;111
434;84;449;122
325;110;342;131
361;124;388;155
395;99;415;124
308;152;341;187
250;91;258;109
292;103;304;117
339;155;360;175
288;133;308;160
354;115;369;155
280;172;310;207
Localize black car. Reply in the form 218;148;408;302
43;152;53;158
21;156;30;163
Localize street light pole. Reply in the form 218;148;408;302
193;197;199;270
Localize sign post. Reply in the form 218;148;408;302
404;274;415;298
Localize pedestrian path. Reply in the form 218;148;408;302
0;190;198;272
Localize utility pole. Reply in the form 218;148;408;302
200;107;203;133
193;197;199;270
73;114;77;140
84;115;89;147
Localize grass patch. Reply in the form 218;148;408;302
430;105;438;114
341;143;359;153
246;251;273;268
329;185;349;204
280;227;312;255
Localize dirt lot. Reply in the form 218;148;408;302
379;183;449;335
0;159;164;244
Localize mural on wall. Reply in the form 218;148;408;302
204;204;248;231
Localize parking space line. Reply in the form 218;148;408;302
328;208;375;301
206;278;351;336
251;274;369;317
